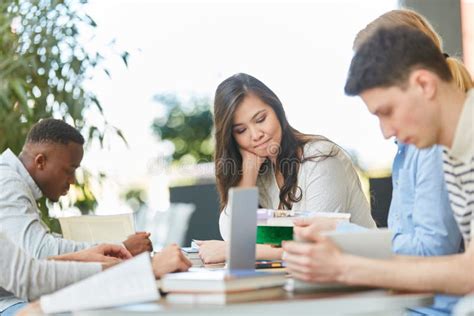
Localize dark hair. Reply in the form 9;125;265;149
26;118;85;145
214;73;334;211
345;26;453;96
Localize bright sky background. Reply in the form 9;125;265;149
76;0;398;214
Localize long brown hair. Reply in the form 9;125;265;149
213;73;333;211
354;9;473;92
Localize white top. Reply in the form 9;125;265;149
219;140;376;240
442;89;474;244
0;233;101;312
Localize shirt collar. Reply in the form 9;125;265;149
0;149;43;200
450;89;474;164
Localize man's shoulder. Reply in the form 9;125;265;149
0;166;34;201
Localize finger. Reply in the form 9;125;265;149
282;241;314;255
293;217;311;227
193;240;203;245
285;255;315;276
98;255;122;263
183;253;192;266
294;228;319;242
115;247;133;259
288;270;314;282
104;244;133;259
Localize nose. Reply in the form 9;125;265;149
250;126;264;143
380;121;396;139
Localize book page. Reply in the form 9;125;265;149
40;253;159;313
59;214;135;243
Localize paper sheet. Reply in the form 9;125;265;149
40;253;159;313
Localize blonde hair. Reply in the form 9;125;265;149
354;9;473;91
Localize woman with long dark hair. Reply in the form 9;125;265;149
195;73;376;263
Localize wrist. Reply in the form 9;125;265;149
335;253;354;284
239;169;259;187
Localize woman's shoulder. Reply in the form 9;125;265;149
302;137;341;159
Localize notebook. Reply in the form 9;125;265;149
59;214;135;243
161;269;286;293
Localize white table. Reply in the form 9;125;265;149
74;289;433;316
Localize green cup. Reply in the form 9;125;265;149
256;225;293;246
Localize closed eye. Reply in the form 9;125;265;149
233;127;246;134
256;115;266;123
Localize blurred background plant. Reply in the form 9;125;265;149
0;0;127;232
151;93;214;165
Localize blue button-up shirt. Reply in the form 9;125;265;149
388;143;462;256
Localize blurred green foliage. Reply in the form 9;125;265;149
151;94;214;165
0;0;126;232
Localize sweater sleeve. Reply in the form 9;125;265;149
0;234;101;301
0;175;94;259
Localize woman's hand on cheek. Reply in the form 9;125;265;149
240;147;267;172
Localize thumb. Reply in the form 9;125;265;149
193;240;203;245
295;226;318;242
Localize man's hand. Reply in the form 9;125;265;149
282;233;345;283
194;240;226;264
293;217;340;239
123;232;153;256
49;244;132;263
152;244;192;278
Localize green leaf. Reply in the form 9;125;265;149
121;51;129;67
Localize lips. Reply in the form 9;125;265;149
254;138;271;149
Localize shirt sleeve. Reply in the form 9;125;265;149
0;175;94;259
391;146;462;256
0;234;101;301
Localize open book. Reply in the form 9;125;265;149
59;214;135;243
40;253;159;313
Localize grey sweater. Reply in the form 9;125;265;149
0;233;101;312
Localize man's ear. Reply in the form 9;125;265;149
34;154;46;171
409;69;437;100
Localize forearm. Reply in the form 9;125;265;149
0;237;101;301
238;168;259;187
339;252;474;295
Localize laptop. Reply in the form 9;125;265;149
226;187;259;271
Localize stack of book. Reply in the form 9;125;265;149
256;209;351;246
181;247;204;267
161;270;286;305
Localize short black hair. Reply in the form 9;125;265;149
26;118;85;145
344;25;452;96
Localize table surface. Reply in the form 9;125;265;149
74;288;434;316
